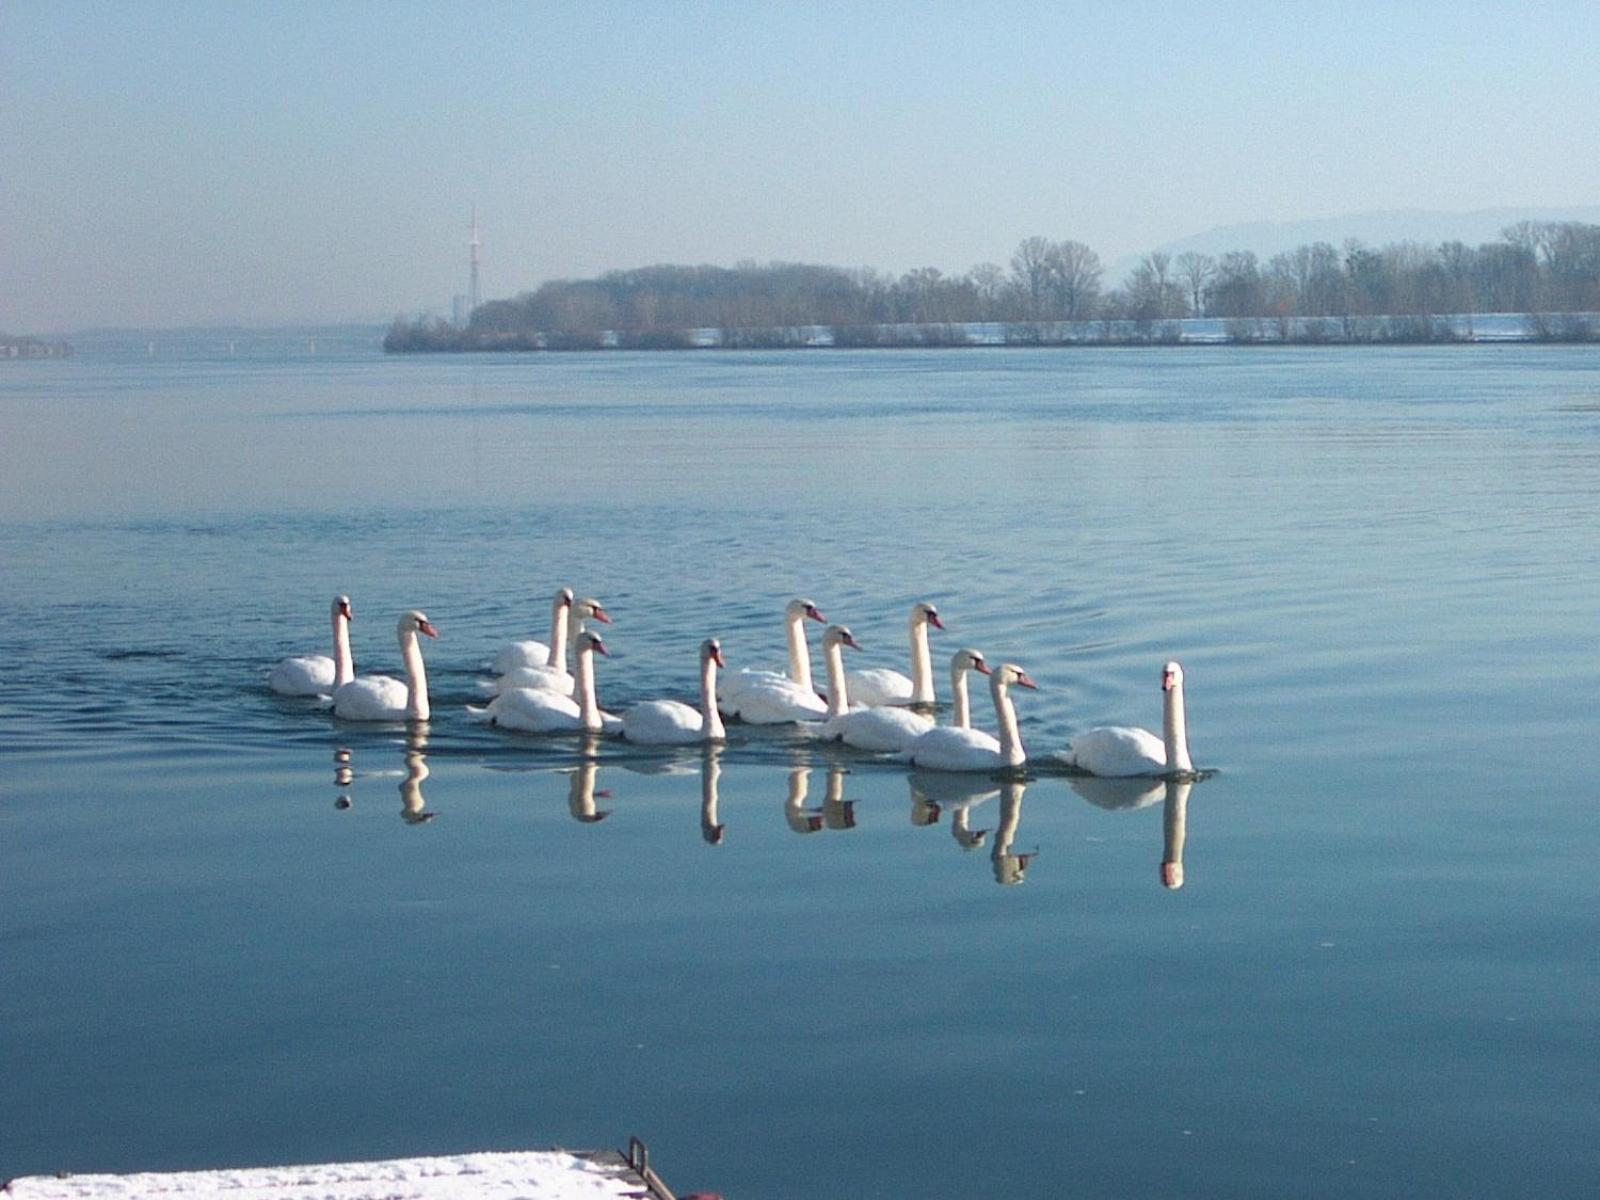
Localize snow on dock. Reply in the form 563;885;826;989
3;1144;681;1200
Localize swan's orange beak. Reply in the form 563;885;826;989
842;633;861;650
806;606;826;623
419;620;439;639
339;600;353;620
927;612;945;630
590;637;610;656
974;659;992;675
1014;671;1038;690
590;607;613;625
1162;670;1175;692
711;646;726;668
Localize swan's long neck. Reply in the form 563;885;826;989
909;616;935;704
786;613;814;692
950;664;971;730
331;611;354;687
701;654;726;741
824;639;850;718
1164;679;1193;774
990;675;1025;767
548;601;571;670
574;646;602;731
400;630;430;722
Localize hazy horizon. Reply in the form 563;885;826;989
6;1;1600;334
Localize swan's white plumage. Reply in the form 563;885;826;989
843;601;943;708
813;624;934;752
717;598;825;715
1055;725;1167;777
493;588;573;675
486;630;619;734
725;678;827;724
622;638;728;745
900;662;1036;772
1056;661;1193;778
332;611;437;722
269;595;354;697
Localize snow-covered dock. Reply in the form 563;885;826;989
3;1143;681;1200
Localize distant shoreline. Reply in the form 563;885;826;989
386;312;1600;353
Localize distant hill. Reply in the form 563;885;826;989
1112;206;1600;279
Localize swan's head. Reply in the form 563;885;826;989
952;648;991;675
787;597;826;624
993;663;1037;691
824;624;861;652
576;629;609;657
556;587;575;608
913;601;944;631
1162;661;1184;692
1162;861;1185;890
578;597;612;625
333;595;353;621
400;610;439;639
702;637;726;668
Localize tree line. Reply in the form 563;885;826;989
385;221;1600;351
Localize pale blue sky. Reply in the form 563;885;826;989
4;1;1598;331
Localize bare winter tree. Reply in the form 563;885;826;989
1047;239;1103;320
1174;252;1216;317
1010;236;1055;318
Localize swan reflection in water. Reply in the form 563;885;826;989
822;766;855;830
1064;773;1199;889
399;732;434;824
327;737;434;823
909;772;998;850
564;759;612;824
990;780;1034;885
700;746;724;844
1162;778;1192;889
783;767;823;834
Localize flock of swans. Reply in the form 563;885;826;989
268;590;1198;779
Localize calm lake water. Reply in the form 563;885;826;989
2;339;1597;1198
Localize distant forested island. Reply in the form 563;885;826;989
386;222;1600;352
1;334;72;359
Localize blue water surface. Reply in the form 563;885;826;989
2;339;1597;1197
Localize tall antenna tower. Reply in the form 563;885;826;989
469;206;482;317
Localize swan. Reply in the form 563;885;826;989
493;587;573;674
622;638;728;745
717;597;826;714
491;596;612;695
483;630;621;734
268;595;354;696
332;611;438;722
946;648;991;730
844;601;944;707
815;626;935;752
1055;661;1193;778
899;662;1038;772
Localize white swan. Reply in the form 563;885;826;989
491;596;612;695
717;597;826;715
1055;661;1193;778
483;630;621;734
622;638;728;745
844;601;944;707
946;648;991;730
899;662;1038;772
332;611;438;722
493;587;573;674
268;595;355;696
815;626;935;752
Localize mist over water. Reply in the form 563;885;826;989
3;343;1598;1198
